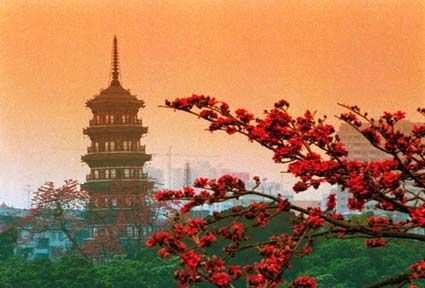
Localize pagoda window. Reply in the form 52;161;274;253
106;115;110;124
112;198;117;207
105;169;110;179
122;115;126;123
124;168;130;178
94;142;99;152
110;141;115;151
94;170;99;179
110;115;114;124
127;226;134;238
123;141;128;151
125;196;132;206
96;115;101;124
111;169;116;178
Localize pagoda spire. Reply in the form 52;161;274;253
111;35;120;86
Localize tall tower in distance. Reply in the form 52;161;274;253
82;36;153;240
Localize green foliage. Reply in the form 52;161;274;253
0;250;177;288
0;227;17;260
194;210;425;287
0;214;423;287
285;238;425;287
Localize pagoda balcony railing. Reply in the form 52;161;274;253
87;146;146;154
89;119;143;126
86;173;149;181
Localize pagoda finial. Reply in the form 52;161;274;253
111;35;120;85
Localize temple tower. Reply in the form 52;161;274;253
82;36;153;240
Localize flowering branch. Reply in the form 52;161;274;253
147;95;425;288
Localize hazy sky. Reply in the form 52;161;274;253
1;1;424;206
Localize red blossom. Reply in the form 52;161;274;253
249;274;266;286
158;247;171;258
199;233;217;248
367;216;390;228
326;194;336;210
220;223;245;241
306;209;324;228
210;272;231;287
365;238;387;248
181;250;202;270
346;175;368;196
410;207;425;228
380;171;401;188
228;265;242;279
290;276;317;288
410;260;425;279
293;182;308;193
347;198;365;210
194;177;209;188
153;96;425;288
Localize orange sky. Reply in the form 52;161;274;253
1;1;424;206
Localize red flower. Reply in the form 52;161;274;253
183;186;195;197
410;260;425;279
361;127;381;145
199;233;217;247
301;245;313;256
220;223;245;241
293;181;308;192
365;238;387;248
210;272;230;287
228;265;242;279
249;274;265;286
290;276;317;288
158;248;171;258
307;209;324;228
367;216;390;228
381;171;400;188
199;109;218;120
194;177;209;188
346;175;367;195
181;250;202;270
326;194;336;210
235;108;254;123
410;207;425;228
257;255;283;274
145;239;155;247
347;198;365;210
274;99;290;109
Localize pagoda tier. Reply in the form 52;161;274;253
81;36;154;239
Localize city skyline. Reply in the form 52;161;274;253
1;1;425;206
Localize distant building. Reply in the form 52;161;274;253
81;37;154;240
145;165;165;189
331;120;418;216
17;228;72;260
338;120;416;162
292;200;320;210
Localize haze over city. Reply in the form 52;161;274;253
1;1;425;207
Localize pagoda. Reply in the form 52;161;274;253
82;36;153;240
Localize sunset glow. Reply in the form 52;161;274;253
1;1;424;206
